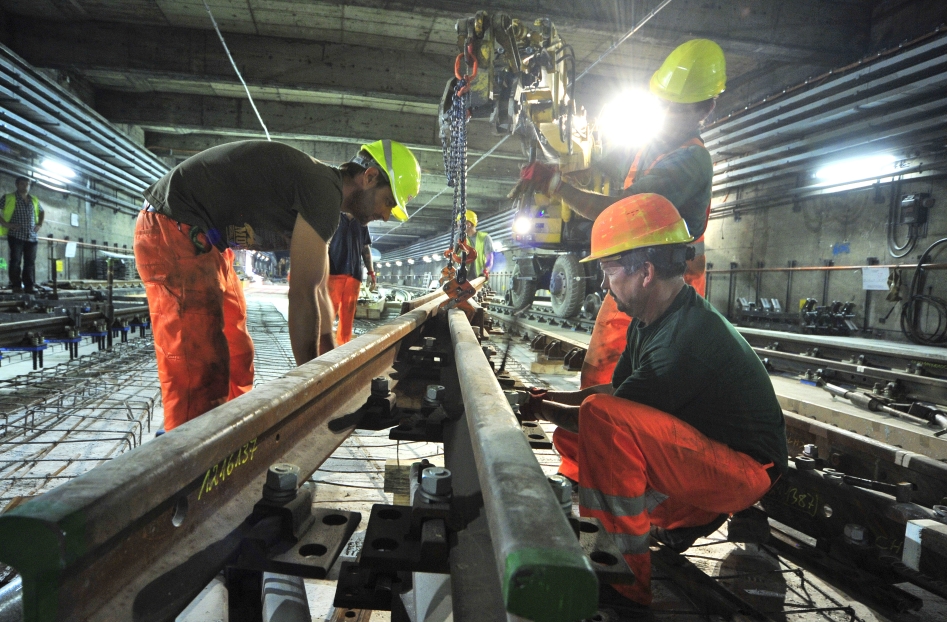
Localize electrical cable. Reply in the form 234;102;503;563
900;237;947;345
201;0;271;141
575;0;676;81
886;177;917;258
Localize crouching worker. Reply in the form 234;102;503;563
520;193;787;610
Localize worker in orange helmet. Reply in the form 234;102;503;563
519;193;787;612
137;139;420;432
512;39;726;481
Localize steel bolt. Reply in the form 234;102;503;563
423;336;436;351
843;523;865;543
425;384;446;404
371;376;389;396
933;505;947;519
803;444;818;458
266;463;300;492
421;467;452;497
548;475;573;514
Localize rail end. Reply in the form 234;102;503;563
503;547;599;622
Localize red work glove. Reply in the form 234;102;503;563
508;162;561;201
518;387;547;421
482;267;490;280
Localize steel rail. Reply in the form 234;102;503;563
0;295;446;622
0;305;149;329
447;308;598;622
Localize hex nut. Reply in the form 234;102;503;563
421;467;452;496
423;336;437;351
803;444;818;458
844;523;865;542
371;376;390;396
425;384;446;403
267;463;300;492
548;475;572;506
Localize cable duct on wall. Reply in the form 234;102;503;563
0;43;169;214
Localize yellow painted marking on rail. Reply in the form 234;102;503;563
198;438;258;501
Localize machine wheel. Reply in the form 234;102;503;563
510;262;537;310
549;254;586;318
582;292;603;319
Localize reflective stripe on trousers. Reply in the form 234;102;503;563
134;210;254;431
577;394;774;605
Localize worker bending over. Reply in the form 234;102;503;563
328;210;375;345
521;194;787;611
136;139;420;431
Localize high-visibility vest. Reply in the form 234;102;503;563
472;230;490;276
1;193;40;237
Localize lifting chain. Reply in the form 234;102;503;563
442;43;477;284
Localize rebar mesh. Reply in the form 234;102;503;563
0;338;160;510
246;301;296;384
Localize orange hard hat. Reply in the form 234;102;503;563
581;193;693;263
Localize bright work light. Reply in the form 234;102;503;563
815;154;897;185
39;159;76;180
513;216;533;235
597;89;665;147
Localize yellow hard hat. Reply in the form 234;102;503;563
464;210;477;227
360;140;421;222
650;39;726;104
581;193;693;263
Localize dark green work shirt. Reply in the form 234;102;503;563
613;286;788;473
144;140;342;251
623;132;712;239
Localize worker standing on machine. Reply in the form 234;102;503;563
136;139;420;432
463;210;495;278
512;39;725;481
520;193;787;612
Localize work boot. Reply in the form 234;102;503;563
651;513;728;554
593;584;653;621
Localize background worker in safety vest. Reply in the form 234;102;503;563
512;39;725;481
137;139;420;432
520;193;787;612
328;210;375;345
463;210;494;277
1;176;45;294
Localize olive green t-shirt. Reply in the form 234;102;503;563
613;286;788;473
143;140;342;251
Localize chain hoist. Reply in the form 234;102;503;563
439;43;478;307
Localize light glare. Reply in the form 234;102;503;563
597;90;665;148
816;155;897;185
39;159;76;180
513;216;533;235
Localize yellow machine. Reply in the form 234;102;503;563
441;12;614;318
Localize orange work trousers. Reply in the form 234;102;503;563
556;244;706;480
134;210;254;431
578;394;773;605
328;274;361;345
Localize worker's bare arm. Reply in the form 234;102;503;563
556;183;615;221
541;401;580;434
288;214;330;365
545;383;613;405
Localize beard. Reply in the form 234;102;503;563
342;186;375;225
609;289;635;317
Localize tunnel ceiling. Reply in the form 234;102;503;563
0;0;914;253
